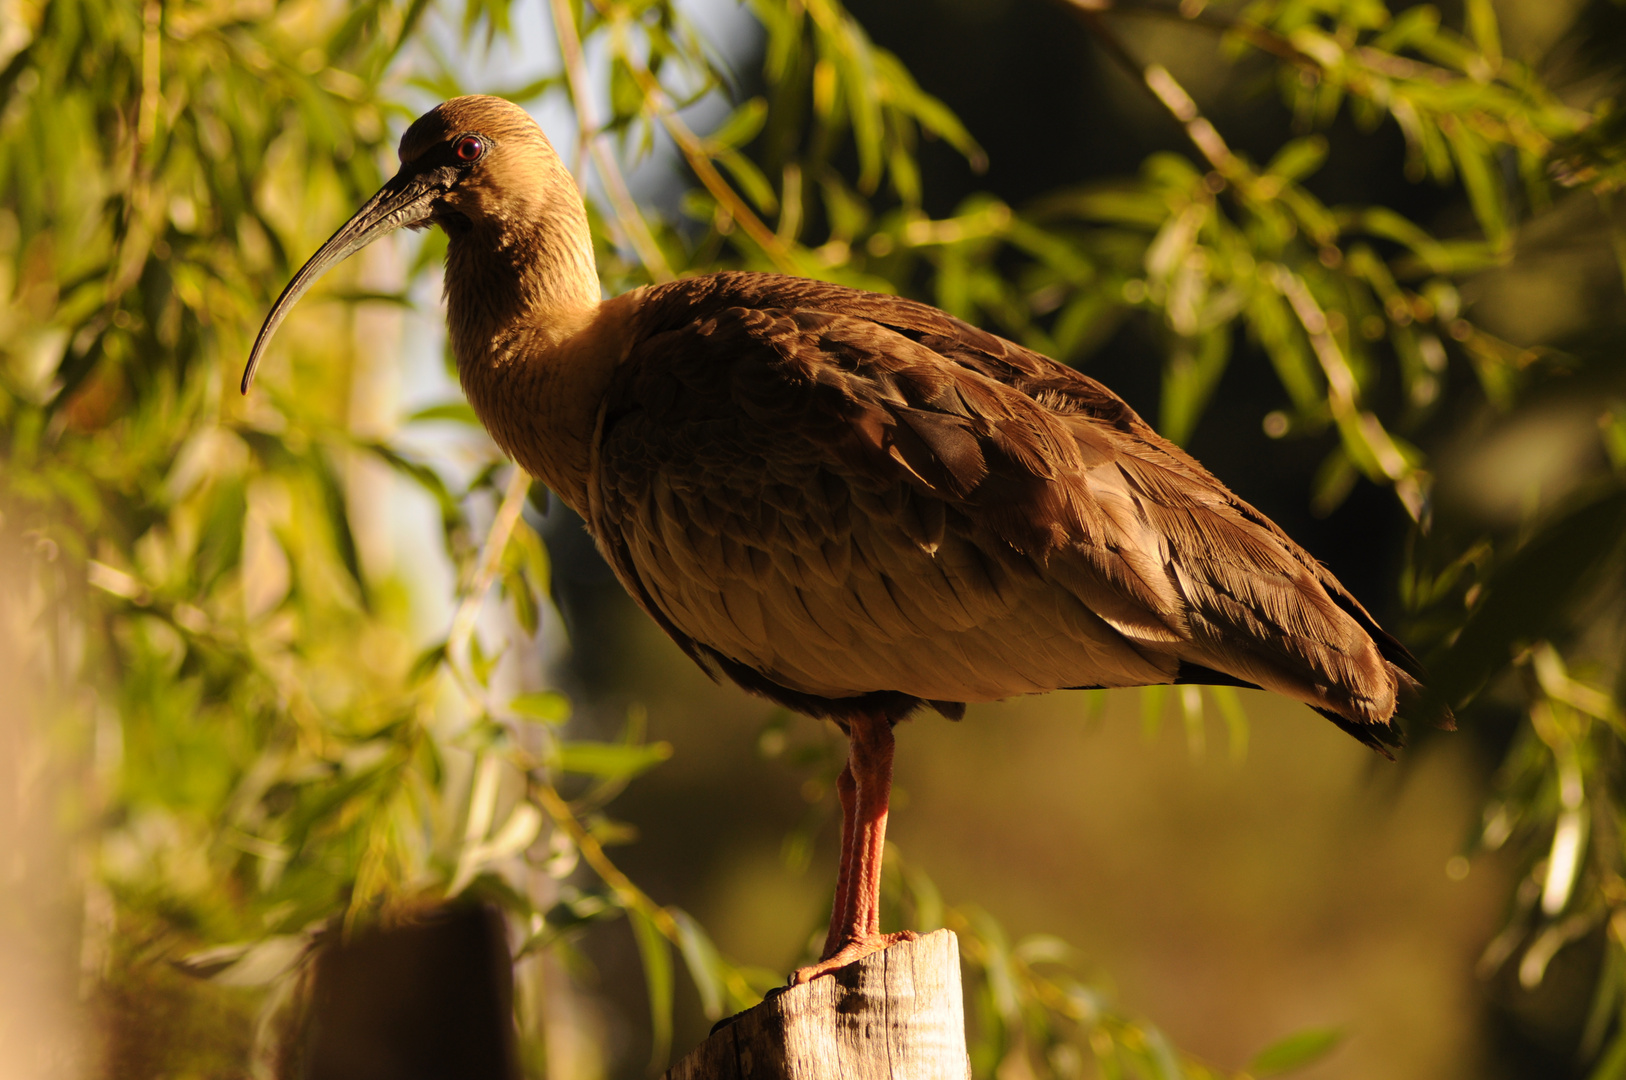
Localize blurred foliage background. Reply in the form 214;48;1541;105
1;0;1625;1077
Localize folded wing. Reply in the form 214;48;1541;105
590;272;1435;751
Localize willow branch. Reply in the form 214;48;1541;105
618;50;801;274
548;0;675;284
1142;64;1239;177
532;775;763;1011
533;781;675;929
1266;264;1425;517
1065;4;1242;180
1071;0;1441;82
447;466;531;673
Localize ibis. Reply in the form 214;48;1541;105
245;96;1447;984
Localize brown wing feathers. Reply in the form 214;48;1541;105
898;305;1437;745
594;272;1440;748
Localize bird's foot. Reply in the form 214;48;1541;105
788;930;919;985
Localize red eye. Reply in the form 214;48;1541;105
455;135;484;162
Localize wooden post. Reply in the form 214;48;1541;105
663;930;970;1080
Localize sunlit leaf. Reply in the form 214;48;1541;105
1207;686;1249;763
406;400;481;425
672;908;726;1020
510;691;571;725
1265;135;1328;182
1248;1027;1343;1076
629;906;674;1071
409;641;448;683
556;740;673;778
708;96;768;149
1443;121;1509;249
1141;684;1167;739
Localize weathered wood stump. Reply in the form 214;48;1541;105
663;930;969;1080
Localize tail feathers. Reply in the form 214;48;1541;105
1309;704;1403;760
1325;590;1455;734
1311;663;1453;760
1178;658;1450;759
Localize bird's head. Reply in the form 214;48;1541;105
242;95;583;393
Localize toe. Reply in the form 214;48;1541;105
789;931;919;985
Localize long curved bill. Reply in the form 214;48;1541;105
241;168;439;394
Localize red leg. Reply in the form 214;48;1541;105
820;762;857;960
792;713;917;984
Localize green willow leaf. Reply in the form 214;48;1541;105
1443;121;1509;249
1265;135;1328;183
556;740;673;779
1140;684;1167;740
405;400;481;425
709;96;768;149
1247;1026;1343;1076
629;906;674;1071
509;691;571;725
671;908;726;1020
312;445;370;611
